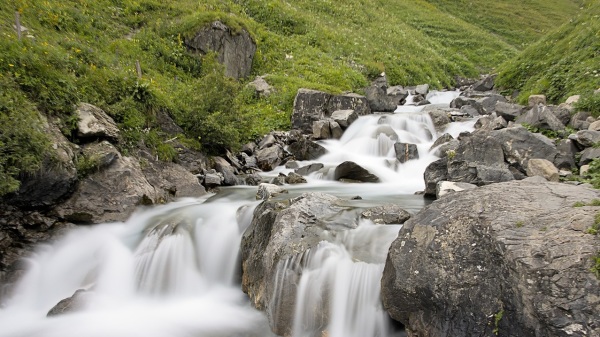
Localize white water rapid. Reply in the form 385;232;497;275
0;91;475;337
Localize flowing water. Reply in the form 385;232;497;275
0;91;474;337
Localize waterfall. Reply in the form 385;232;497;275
0;90;475;337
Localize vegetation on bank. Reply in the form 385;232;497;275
496;0;600;108
0;0;584;195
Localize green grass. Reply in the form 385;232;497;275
0;0;582;196
496;0;600;105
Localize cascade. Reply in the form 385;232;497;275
0;91;475;337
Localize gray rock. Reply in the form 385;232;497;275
516;105;566;132
240;173;262;186
435;181;477;198
495;101;525;122
382;180;600;337
334;161;380;183
185;21;256;79
365;85;397;112
494;127;560;172
81;141;120;172
141;159;207;201
76;103;120;142
415;84;429;96
475;115;507;131
526;158;559;182
241;193;357;335
284;161;300;169
417;99;431;106
47;289;90;316
241;142;257;155
255;183;287;200
589;120;600;131
295;163;325;176
255;145;284;171
258;134;277;149
387;86;409;106
428;110;451;131
472;75;495;91
460;105;480;117
569;130;600;148
329;120;343;139
394;142;419;163
424;158;448;197
548;105;571;125
213;156;238;186
312;120;331;140
579;147;600;166
570;111;592;131
240;153;258;171
450;96;477;109
528;94;547;107
288;139;327;161
284;172;307;184
327;93;370;116
361;204;411;224
291;89;332;133
331;109;359;129
479;94;507;114
247;76;273;97
429;133;454;152
555;139;578;170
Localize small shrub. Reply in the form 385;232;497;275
592;252;600;279
515;221;524;228
573;201;586;207
575;92;600;118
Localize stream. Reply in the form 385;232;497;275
0;91;475;337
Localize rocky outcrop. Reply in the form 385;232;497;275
185;21;256;79
472;74;495;91
76;103;120;142
382;179;600;337
241;193;358;335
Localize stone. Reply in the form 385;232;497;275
424;158;448;197
360;204;411;224
213;156;238;186
382;180;600;337
143;158;207;201
450;96;477;109
548;105;571;125
589;120;600;131
387;86;409;106
241;142;257;155
428;110;451;131
81;141;120;172
285;161;300;169
241;173;262;186
528;94;547;107
312;120;331;140
288;139;327;161
394;142;419;163
495;101;525;122
240;153;258;171
241;193;359;335
569;130;600;148
516;105;566;132
247;76;273;97
185;21;256;79
295;163;325;176
579;147;600;166
76;103;120;142
329;120;343;139
415;84;429;96
258;134;277;149
494;127;561;172
255;145;284;171
331;110;359;129
284;172;307;184
460;105;480;117
255;183;287;200
47;289;90;316
291;89;332;133
570;111;592;131
472;75;495;91
435;181;477;198
526;158;560;182
555;139;578;170
429;133;454;153
327;93;370;116
333;161;380;183
565;95;581;105
478;94;507;114
580;165;591;176
365;85;397;112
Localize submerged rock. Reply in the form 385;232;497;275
382;179;600;337
334;161;380;183
361;204;411;224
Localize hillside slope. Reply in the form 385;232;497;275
496;0;599;105
0;0;580;195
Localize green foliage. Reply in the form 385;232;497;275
573;201;587;207
575;92;600;118
493;309;504;335
581;158;600;189
75;153;100;178
0;76;49;196
592;252;600;279
515;221;524;228
496;0;600;104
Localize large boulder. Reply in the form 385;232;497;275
365;85;397;112
291;89;332;133
288;139;327;161
241;193;358;335
516;105;566;132
424;158;448;197
327;93;370;116
394;142;419;163
334;161;380;183
142;160;207;199
495;101;525;122
255;145;285;171
55;156;159;224
382;179;600;337
360;204;411;224
185;21;256;79
494;127;562;171
472;75;495;91
330;110;359;129
76;103;120;142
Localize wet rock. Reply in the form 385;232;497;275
330;110;358;129
365;85;397;112
460;105;480;117
394;143;419;163
255;183;288;200
387;86;409;106
185;21;256;79
329;120;343;139
47;289;90;316
285;161;300;169
76;103;120;142
472;75;495;91
528;94;547;107
288;139;327;161
295;163;325;176
213;156;238;186
415;84;429;96
424;158;448;197
382;179;600;337
284;172;307;184
241;193;357;335
526;158;559;182
361;204;411;224
429;134;454;152
255;145;284;171
427;110;451;131
312;120;331;140
436;181;477;198
334;161;380;183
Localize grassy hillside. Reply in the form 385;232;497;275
0;0;580;196
496;0;599;107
